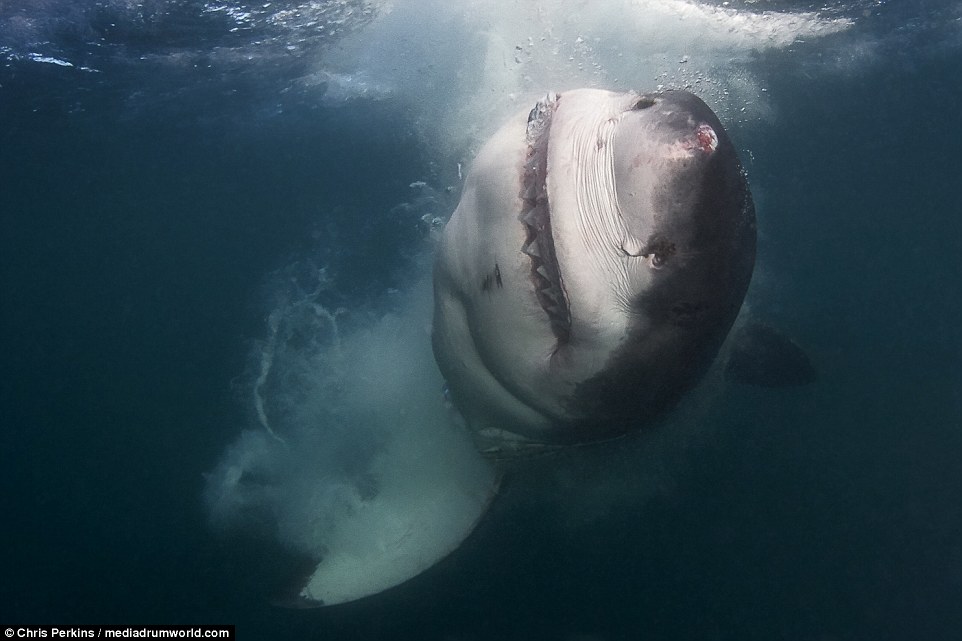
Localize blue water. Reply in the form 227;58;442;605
2;1;960;639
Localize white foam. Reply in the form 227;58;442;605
27;53;74;67
315;0;852;155
205;271;497;604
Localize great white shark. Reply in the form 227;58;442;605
294;88;811;606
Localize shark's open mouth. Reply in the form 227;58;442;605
520;93;571;344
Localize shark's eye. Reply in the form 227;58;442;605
632;97;656;110
644;237;676;268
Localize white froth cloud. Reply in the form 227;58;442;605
205;271;498;605
317;0;851;156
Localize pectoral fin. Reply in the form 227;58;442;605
725;322;816;387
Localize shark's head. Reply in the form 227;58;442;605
433;88;755;449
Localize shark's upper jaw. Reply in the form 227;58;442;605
519;92;570;345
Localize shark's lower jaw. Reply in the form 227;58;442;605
520;92;570;344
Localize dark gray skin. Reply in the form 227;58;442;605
570;91;756;441
433;89;755;451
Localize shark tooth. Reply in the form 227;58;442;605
522;239;542;258
521;207;541;226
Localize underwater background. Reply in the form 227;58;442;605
2;1;960;639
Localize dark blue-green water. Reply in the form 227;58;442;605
2;1;960;639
